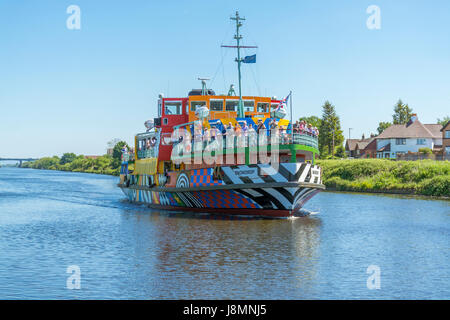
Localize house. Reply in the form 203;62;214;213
359;138;377;158
375;114;442;159
441;120;450;156
345;134;376;158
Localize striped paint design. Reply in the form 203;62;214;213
190;168;224;187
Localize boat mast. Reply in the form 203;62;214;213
232;11;244;117
222;11;257;118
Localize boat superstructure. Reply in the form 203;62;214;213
118;12;325;218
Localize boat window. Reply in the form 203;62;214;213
210;100;224;111
190;101;206;112
244;100;254;112
226;100;239;111
158;100;162;117
164;101;182;115
257;102;269;113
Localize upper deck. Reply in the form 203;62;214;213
187;94;277;121
156;94;280;126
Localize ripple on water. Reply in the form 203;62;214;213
0;167;449;299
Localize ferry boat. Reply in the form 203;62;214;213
118;12;325;218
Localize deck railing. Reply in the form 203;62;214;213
137;149;156;159
129;131;319;160
171;131;318;158
291;133;319;149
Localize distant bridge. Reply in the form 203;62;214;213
0;158;39;167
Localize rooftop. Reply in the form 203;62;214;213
377;116;442;139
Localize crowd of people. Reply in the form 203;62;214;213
292;120;319;137
138;119;320;158
190;118;315;147
136;136;157;158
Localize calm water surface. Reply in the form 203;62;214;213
0;167;448;299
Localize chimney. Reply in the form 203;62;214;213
406;113;418;127
361;133;365;140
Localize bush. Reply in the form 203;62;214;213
418;147;432;154
317;159;450;197
418;175;450;197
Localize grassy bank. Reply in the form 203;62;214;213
21;155;122;176
21;156;449;198
317;159;450;198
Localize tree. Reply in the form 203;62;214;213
437;116;450;126
318;101;344;157
392;99;413;124
377;121;391;135
298;116;322;128
335;145;346;158
60;153;77;165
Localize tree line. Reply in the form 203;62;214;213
21;141;130;175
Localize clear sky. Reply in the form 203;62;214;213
1;0;449;158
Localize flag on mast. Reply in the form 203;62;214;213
242;54;256;63
273;93;290;119
277;93;291;109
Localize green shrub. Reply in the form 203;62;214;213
317;159;450;197
418;175;450;197
418;147;432;154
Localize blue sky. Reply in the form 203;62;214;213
1;0;449;158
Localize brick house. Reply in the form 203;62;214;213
345;135;376;158
359;138;377;158
441;120;450;156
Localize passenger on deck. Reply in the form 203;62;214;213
203;127;211;145
270;119;278;130
241;121;249;134
299;121;306;133
248;124;257;146
210;125;219;141
293;121;300;133
256;119;266;134
269;119;278;137
226;122;234;136
311;126;319;137
194;122;203;142
235;123;242;135
233;123;240;147
280;126;290;144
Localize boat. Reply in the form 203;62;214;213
118;12;325;218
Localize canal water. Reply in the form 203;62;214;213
0;167;448;299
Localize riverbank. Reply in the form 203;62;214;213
20;155;123;176
19;157;449;198
317;159;450;198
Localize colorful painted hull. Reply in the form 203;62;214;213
119;163;325;218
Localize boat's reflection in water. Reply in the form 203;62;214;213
120;206;322;299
